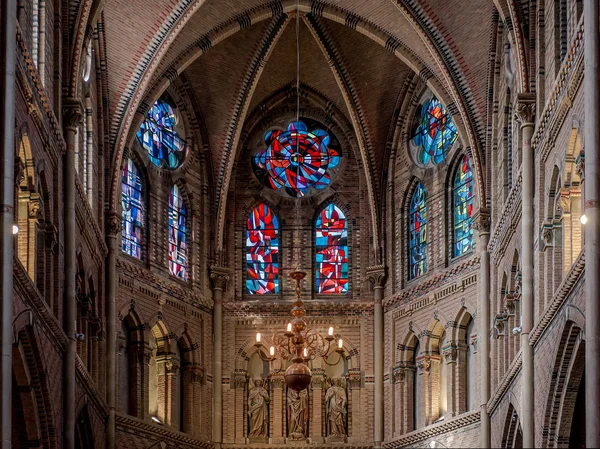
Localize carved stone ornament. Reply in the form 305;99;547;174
106;212;122;236
541;224;554;248
14;157;26;188
470;333;478;353
210;266;230;290
190;367;204;384
62;99;84;130
270;374;285;389
416;356;431;374
514;94;536;125
472;208;491;233
44;222;58;253
366;265;387;288
442;346;458;364
513;271;522;297
347;370;362;389
494;313;508;333
233;371;247;389
576;150;585;180
392;366;406;383
558;188;572;214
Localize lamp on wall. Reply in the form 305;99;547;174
253;269;345;391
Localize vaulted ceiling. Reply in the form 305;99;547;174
99;0;525;248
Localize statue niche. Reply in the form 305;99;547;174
325;377;347;440
248;377;270;439
287;387;309;440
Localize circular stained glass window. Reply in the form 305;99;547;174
410;96;458;167
252;119;342;198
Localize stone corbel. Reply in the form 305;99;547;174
541;222;554;250
106;212;123;237
27;192;43;222
44;221;58;253
494;312;508;336
472;208;491;235
513;271;522;298
189;367;204;384
558;187;573;215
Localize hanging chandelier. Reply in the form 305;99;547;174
253;270;345;391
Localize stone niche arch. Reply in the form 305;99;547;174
12;323;58;449
541;320;585;448
501;402;523;448
392;331;420;434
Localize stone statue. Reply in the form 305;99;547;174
325;377;347;437
287;388;309;440
248;378;270;437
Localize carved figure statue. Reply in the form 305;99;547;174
248;378;270;437
287;388;309;440
325;377;347;437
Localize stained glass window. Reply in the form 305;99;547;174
168;185;189;280
453;155;474;257
315;204;349;294
411;97;458;166
246;204;279;294
253;120;341;198
121;158;144;258
137;100;186;169
409;182;427;279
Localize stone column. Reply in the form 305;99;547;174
232;370;246;444
348;369;362;441
584;2;600;447
311;371;325;443
0;0;16;445
515;94;536;448
270;373;285;443
366;265;387;448
210;266;229;449
392;365;405;438
105;212;120;449
63;99;83;449
473;209;491;447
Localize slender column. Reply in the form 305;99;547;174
515;95;536;448
210;266;229;449
0;0;16;446
367;265;387;448
63;100;83;449
584;2;600;447
474;209;491;448
105;213;121;449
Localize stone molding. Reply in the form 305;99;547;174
116;413;212;448
386;270;478;315
488;173;523;260
382;410;480;448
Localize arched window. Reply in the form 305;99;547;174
121;159;145;258
315;204;348;294
452;155;474;257
411;97;458;166
409;182;427;280
246;204;280;294
137;99;186;169
168;185;189;280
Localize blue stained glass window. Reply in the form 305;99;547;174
411;97;458;166
253;120;341;198
453;155;474;257
168;185;189;280
121;158;145;258
409;182;427;279
246;204;279;294
137;100;186;169
315;204;349;294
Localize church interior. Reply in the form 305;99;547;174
0;0;598;448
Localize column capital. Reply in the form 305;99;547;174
514;93;536;126
472;208;491;234
366;265;387;288
62;98;84;130
210;266;230;290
